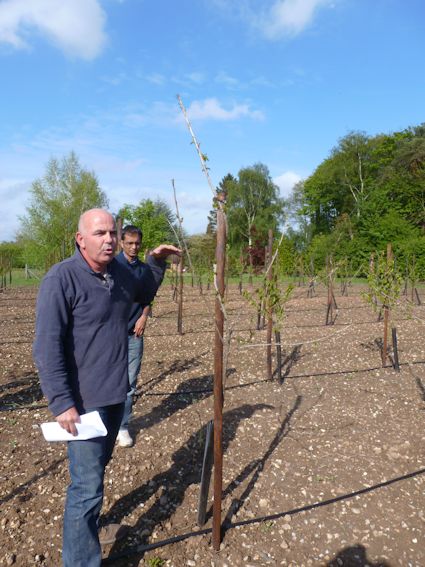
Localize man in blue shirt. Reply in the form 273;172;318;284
116;224;151;447
33;209;180;567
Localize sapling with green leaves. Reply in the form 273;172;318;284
339;257;350;296
295;254;305;287
317;255;339;325
406;254;421;305
306;256;317;298
244;258;294;380
363;245;403;366
245;275;294;366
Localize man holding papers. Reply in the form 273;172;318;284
33;208;180;567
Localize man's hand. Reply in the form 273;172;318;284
150;244;182;259
134;314;147;337
56;406;81;436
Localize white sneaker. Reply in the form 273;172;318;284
117;429;133;447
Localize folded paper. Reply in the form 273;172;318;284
40;411;107;442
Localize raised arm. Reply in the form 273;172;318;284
150;244;182;259
133;245;182;305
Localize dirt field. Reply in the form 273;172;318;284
1;280;425;567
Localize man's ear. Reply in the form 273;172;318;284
76;231;85;249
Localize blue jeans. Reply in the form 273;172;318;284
62;403;124;567
120;334;144;430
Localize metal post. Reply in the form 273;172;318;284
392;327;400;372
198;420;214;526
275;330;282;383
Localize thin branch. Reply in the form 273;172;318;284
177;94;221;208
171;179;195;275
264;231;285;277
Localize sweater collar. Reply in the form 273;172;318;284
73;244;114;275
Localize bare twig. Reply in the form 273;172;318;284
177;95;220;205
171;179;195;275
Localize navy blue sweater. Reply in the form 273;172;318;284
115;251;150;332
33;248;165;416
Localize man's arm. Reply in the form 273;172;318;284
134;245;181;305
150;244;182;260
33;274;81;435
134;304;151;337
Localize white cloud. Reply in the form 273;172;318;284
100;72;128;86
146;73;166;86
172;72;206;87
274;170;301;197
215;71;239;88
185;72;205;85
250;75;276;87
186;98;264;121
122;98;264;127
258;0;331;39
0;0;107;60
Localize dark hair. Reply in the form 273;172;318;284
121;225;142;240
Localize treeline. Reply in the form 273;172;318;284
284;123;425;277
1;155;285;278
2;122;425;280
1;153;181;271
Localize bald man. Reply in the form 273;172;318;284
33;209;180;567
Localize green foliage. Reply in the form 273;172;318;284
396;236;425;280
18;152;108;269
186;233;215;275
302;131;375;233
7;268;42;287
261;520;275;532
146;557;165;567
0;242;24;268
275;236;296;276
227;163;285;255
206;173;237;235
363;251;403;314
244;275;294;330
226;244;244;277
119;198;179;252
286;123;425;273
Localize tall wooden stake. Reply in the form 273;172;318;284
116;216;123;253
266;229;273;380
326;256;333;325
382;243;392;366
213;209;226;551
177;255;184;335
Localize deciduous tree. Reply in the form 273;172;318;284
119;198;179;252
227;163;285;267
18;152;108;268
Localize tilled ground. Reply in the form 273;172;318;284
1;281;425;567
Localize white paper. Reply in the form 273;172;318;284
40;411;107;442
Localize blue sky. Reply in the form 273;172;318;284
0;0;424;241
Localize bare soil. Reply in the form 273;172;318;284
1;281;425;567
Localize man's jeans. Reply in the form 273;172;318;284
62;403;124;567
120;334;144;430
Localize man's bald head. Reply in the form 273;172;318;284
76;209;117;273
78;209;115;235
